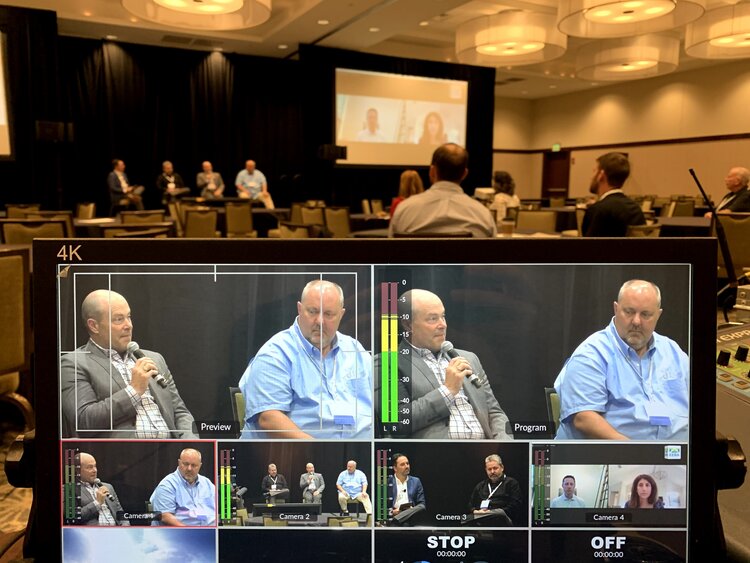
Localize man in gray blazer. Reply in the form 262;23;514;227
78;452;128;526
60;289;197;439
299;462;325;503
376;289;512;440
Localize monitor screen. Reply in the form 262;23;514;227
334;68;468;166
32;238;716;562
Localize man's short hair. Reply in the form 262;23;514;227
431;143;469;183
300;280;344;307
485;454;502;465
596;152;630;189
162;160;172;168
562;475;576;483
618;279;662;308
111;159;122;170
392;453;407;466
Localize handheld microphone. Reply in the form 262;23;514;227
127;341;168;388
93;478;115;501
442;341;482;388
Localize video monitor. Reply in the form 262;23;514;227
32;238;716;562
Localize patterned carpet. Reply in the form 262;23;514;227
0;422;32;561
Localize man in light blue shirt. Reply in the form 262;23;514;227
234;159;274;207
555;279;689;440
550;475;587;508
150;448;216;526
240;280;372;439
336;460;372;515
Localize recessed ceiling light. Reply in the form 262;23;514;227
213;47;223;52
130;17;138;23
278;44;289;50
83;10;92;16
317;19;329;25
369;27;380;33
521;90;528;94
419;20;429;27
105;35;118;40
549;84;558;88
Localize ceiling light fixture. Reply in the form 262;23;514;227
317;19;329;25
575;34;679;80
121;0;271;31
685;2;750;58
456;11;567;67
558;0;704;37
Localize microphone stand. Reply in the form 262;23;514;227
689;169;746;321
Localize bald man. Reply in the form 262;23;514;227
150;448;216;526
375;289;512;439
60;289;196;439
554;280;689;440
235;159;274;208
706;167;750;217
196;161;225;199
78;452;127;526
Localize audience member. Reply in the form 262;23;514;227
390;170;424;216
389;143;496;237
705;167;750;217
489;171;520;220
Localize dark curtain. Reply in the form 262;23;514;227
57;38;305;213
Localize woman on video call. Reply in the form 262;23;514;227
418;111;448;145
624;474;665;509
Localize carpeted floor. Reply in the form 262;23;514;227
0;422;32;562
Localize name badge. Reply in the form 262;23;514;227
645;402;671;426
480;499;490;509
271;484;277;490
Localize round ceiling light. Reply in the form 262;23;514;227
456;11;567;67
558;0;704;37
575;34;680;80
685;2;750;58
122;0;271;31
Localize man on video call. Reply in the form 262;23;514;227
376;289;512;439
240;279;372;439
550;475;586;508
78;452;128;526
60;289;197;439
554;279;689;440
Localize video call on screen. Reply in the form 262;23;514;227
57;262;691;563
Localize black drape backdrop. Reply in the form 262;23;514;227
57;38;305;212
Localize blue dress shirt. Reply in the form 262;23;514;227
554;318;689;440
337;469;368;497
240;319;372;439
150;469;216;526
234;169;266;199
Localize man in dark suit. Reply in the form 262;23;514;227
582;152;645;237
706;167;750;217
376;289;512;439
78;452;127;526
60;289;197;439
386;453;426;526
107;159;144;214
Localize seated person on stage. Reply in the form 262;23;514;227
239;280;372;439
235;159;275;208
299;462;325;504
261;463;290;503
60;289;197;439
386;453;426;525
555;279;688;440
150;448;216;526
78;452;128;526
468;454;522;525
550;475;586;508
705;167;750;217
107;159;144;213
581;152;645;237
196;160;225;199
336;460;372;515
388;143;496;238
156;160;189;204
375;289;512;439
